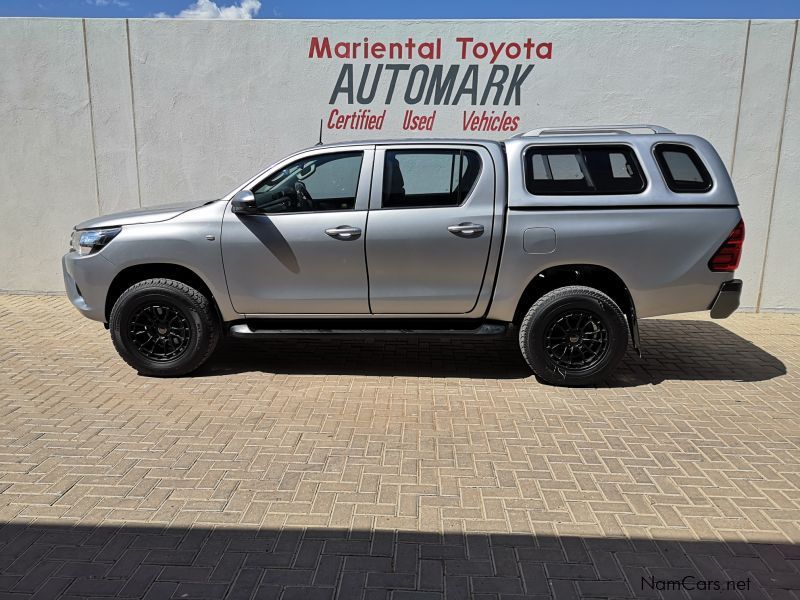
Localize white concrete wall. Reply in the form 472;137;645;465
0;18;797;311
760;24;800;311
0;19;99;290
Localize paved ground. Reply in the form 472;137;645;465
0;294;799;600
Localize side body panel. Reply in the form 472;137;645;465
220;146;375;315
222;140;507;320
489;134;743;321
365;143;500;315
222;210;370;314
488;208;741;321
92;200;239;322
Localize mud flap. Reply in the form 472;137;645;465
624;287;642;357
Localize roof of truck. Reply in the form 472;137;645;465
304;125;678;151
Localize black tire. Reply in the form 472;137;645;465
519;286;629;386
109;278;220;377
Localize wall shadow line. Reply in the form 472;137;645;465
1;522;799;599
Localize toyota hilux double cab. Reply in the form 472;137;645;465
63;125;744;386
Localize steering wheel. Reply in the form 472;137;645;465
294;182;313;211
271;190;295;212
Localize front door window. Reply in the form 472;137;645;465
252;151;363;213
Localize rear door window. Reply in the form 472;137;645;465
525;145;646;195
382;149;481;208
654;144;713;193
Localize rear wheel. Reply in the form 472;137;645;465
519;286;629;386
109;278;220;377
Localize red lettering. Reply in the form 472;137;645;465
308;36;331;58
537;42;553;59
462;110;520;132
523;38;536;59
419;41;436;60
455;37;473;59
505;42;521;59
488;42;504;64
334;42;350;58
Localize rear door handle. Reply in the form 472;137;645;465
325;225;362;240
447;222;484;238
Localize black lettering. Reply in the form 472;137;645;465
404;65;429;104
480;65;509;106
504;64;534;106
356;64;383;104
424;65;459;105
453;65;479;105
329;64;354;104
384;64;410;103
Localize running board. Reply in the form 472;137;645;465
229;323;507;338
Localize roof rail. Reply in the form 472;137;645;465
518;124;674;137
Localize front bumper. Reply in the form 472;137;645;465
709;279;742;319
62;250;118;322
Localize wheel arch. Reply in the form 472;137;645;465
104;263;222;325
512;264;640;351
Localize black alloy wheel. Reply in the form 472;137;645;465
110;278;220;377
543;309;610;372
128;302;192;361
518;285;629;386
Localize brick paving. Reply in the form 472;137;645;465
0;294;799;599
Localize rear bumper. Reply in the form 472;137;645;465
709;279;742;319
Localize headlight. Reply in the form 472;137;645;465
70;227;122;255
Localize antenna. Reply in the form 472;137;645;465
315;119;323;146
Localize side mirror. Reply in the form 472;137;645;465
230;190;260;215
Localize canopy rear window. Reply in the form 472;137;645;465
654;143;713;193
524;145;647;195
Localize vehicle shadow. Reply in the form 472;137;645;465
0;521;797;599
240;216;300;274
202;319;786;386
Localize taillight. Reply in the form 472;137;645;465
708;219;745;272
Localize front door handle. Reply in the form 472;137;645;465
325;225;362;240
447;222;484;238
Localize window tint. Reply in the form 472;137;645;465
252;151;363;213
654;144;712;193
382;149;481;208
525;145;646;195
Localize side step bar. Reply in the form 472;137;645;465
229;323;508;339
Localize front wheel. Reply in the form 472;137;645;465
109;278;220;377
519;286;629;386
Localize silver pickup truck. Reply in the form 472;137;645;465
63;125;744;386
